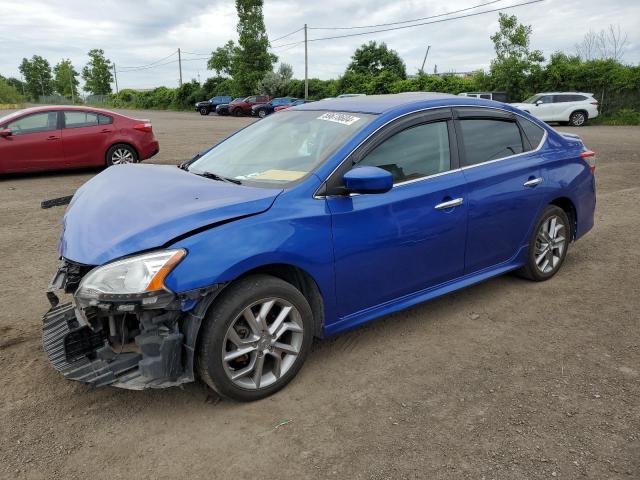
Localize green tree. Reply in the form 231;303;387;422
488;13;544;101
82;49;113;95
53;59;79;98
234;0;276;94
19;55;54;99
346;41;407;79
207;40;240;77
258;63;293;96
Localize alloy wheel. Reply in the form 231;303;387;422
534;215;566;274
572;112;585;126
258;110;267;118
111;148;134;164
222;298;304;390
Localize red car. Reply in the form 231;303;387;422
228;95;270;116
0;106;159;174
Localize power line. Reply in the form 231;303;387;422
118;50;178;70
271;0;543;48
270;26;304;43
309;0;502;30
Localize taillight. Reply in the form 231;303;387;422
590;101;599;106
133;122;152;133
581;150;596;173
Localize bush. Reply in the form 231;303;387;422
598;108;640;126
0;77;24;104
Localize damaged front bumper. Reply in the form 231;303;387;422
42;259;220;390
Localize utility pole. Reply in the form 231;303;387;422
68;67;75;103
178;48;183;87
112;64;119;94
420;45;431;74
304;24;308;100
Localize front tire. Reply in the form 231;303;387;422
106;144;138;166
518;205;570;281
232;108;243;117
258;109;267;118
197;274;313;402
569;110;588;127
199;107;209;115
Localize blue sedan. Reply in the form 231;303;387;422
43;93;596;401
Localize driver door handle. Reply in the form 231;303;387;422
435;198;464;210
523;177;543;188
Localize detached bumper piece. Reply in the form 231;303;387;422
42;303;186;390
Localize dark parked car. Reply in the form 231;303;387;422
0;106;159;174
251;97;299;118
42;93;595;401
215;98;244;116
229;95;270;116
195;96;233;115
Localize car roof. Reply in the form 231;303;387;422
536;92;594;96
292;92;521;115
0;105;121;124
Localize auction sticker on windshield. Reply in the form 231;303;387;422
317;112;361;126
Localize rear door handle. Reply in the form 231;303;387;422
435;197;464;210
523;177;543;188
100;129;112;133
46;135;60;140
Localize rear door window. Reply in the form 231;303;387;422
7;112;58;135
64;111;99;128
358;121;451;184
459;119;524;166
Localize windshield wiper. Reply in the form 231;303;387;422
195;171;242;185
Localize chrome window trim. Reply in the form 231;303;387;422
314;104;548;199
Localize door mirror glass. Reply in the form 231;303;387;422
343;166;393;194
535;100;543;105
0;128;12;137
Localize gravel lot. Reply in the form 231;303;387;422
0;109;638;479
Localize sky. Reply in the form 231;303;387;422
0;0;638;92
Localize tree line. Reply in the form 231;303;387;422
1;1;638;124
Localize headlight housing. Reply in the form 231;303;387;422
76;249;185;303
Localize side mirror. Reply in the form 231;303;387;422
535;100;543;106
0;128;12;138
343;166;393;194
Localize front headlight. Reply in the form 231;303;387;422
77;249;186;297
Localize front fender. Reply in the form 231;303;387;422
163;189;338;325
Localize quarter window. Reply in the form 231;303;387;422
359;121;451;184
519;117;545;150
459;119;524;166
7;112;58;135
64;111;98;128
98;114;113;125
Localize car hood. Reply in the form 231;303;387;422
59;164;282;265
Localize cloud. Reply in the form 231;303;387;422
1;0;638;90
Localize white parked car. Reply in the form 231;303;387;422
510;92;599;126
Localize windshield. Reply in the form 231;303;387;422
523;94;543;104
188;110;374;186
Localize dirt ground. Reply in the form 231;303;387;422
0;109;638;480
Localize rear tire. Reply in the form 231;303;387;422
106;144;138;166
569;110;588;127
199;107;209;115
517;205;570;281
197;274;313;402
